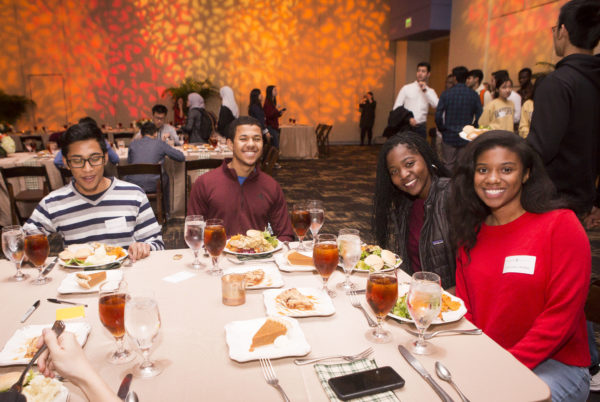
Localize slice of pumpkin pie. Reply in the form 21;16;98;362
249;318;288;351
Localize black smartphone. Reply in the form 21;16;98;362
328;366;405;401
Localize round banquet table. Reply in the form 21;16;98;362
0;250;550;402
279;125;319;160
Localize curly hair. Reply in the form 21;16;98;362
449;130;563;257
372;132;449;249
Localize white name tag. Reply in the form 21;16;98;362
497;110;506;118
105;217;126;229
503;255;536;275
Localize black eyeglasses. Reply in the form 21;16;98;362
67;154;105;168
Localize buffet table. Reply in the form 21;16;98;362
279;125;319;159
0;250;551;402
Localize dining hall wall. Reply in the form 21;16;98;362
0;0;397;144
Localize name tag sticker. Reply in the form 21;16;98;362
432;240;444;246
56;306;85;320
503;255;536;275
105;217;126;229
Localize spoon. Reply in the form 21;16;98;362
125;391;139;402
435;361;470;402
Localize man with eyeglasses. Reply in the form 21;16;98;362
24;122;164;261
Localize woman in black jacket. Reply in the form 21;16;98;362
359;91;376;145
372;132;456;288
248;88;270;143
182;92;212;143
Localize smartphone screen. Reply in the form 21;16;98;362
328;366;405;401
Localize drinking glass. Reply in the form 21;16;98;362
2;226;28;281
99;280;134;364
184;215;205;269
24;229;50;285
366;269;398;343
204;218;226;276
406;272;442;354
313;234;339;298
125;290;163;377
291;202;311;251
307;200;324;248
336;229;360;291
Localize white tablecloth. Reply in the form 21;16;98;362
279;125;319;159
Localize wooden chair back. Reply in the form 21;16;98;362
117;163;164;223
0;166;51;225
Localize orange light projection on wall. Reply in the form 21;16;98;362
0;0;394;132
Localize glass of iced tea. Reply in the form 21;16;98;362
204;218;226;276
184;215;205;269
24;229;50;285
99;280;134;364
2;226;28;281
366;269;398;343
313;233;339;298
291;202;311;251
406;272;441;354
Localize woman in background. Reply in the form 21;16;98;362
173;97;186;127
248;88;270;143
263;85;285;148
518;75;546;139
359;91;376;146
217;86;239;136
182;93;212;143
372;132;455;288
450;131;590;401
478;75;515;132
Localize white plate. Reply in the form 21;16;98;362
224;316;310;362
224;239;282;256
0;322;91;366
458;131;471;141
58;244;128;269
274;250;315;272
57;269;123;294
222;265;284;289
351;253;402;273
388;283;467;325
263;287;335;317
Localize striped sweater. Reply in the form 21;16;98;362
24;178;164;251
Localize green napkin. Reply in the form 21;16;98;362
314;358;400;402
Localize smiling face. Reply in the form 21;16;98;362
474;146;529;220
386;144;432;199
63;138;110;196
416;66;430;83
227;124;263;170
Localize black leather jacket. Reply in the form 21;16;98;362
389;177;456;288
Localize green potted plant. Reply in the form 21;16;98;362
162;77;218;104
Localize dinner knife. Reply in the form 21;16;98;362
117;373;133;400
41;257;59;277
397;345;455;402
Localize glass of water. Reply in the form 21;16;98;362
184;215;205;269
125;290;163;377
307;200;324;248
336;228;360;291
1;226;28;281
406;272;442;354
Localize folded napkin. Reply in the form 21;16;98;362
314;358;400;402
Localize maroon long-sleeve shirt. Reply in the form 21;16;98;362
188;160;294;241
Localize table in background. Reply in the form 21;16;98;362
279;124;319;159
0;251;551;401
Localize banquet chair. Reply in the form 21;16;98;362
117;163;164;224
112;132;135;147
58;167;72;185
184;159;222;215
18;135;44;153
261;146;280;176
317;124;332;158
0;166;51;225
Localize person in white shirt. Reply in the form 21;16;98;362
392;62;439;138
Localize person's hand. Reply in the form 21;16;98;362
584;206;600;229
417;81;427;91
409;118;417;127
128;242;151;261
37;330;91;382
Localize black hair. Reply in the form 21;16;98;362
518;68;532;76
152;104;168;115
141;122;158;136
77;117;98;126
492;70;509;82
417;62;431;72
61;122;107;157
372;132;450;249
367;91;374;98
449;130;563;257
266;85;277;107
495;74;511;90
249;88;261;114
451;66;469;83
227;116;262;141
558;0;600;50
468;69;483;82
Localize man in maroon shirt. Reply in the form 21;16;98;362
187;116;294;240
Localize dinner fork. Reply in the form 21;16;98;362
294;347;374;365
403;327;482;340
260;358;290;402
348;290;377;327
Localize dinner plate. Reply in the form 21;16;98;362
57;269;123;294
263;287;335;317
58;244;128;269
21;373;69;402
224;316;310;362
388;283;468;325
351;253;402;273
0;322;91;366
222;265;284;289
224;240;282;256
274;249;315;272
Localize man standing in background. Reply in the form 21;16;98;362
393;62;439;139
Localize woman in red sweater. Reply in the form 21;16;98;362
449;130;590;401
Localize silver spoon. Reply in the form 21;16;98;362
126;391;139;402
435;361;470;402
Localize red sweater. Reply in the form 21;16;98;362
456;210;590;369
263;99;281;130
187;160;294;241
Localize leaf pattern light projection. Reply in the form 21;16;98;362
1;0;394;133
